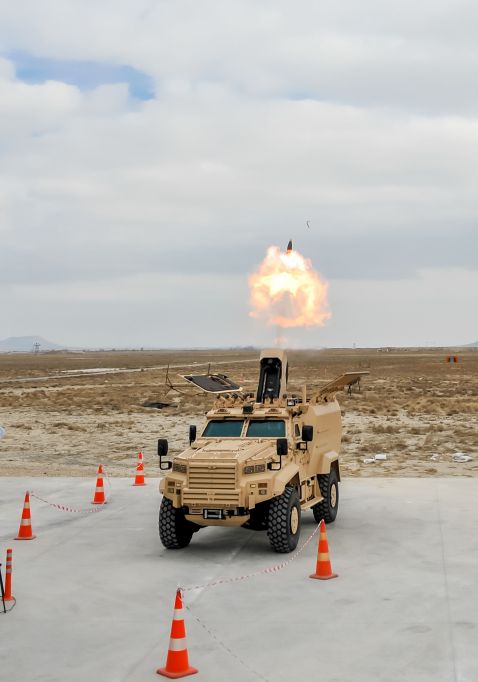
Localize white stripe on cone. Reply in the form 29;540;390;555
168;638;187;652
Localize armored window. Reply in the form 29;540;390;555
202;419;245;437
246;420;286;438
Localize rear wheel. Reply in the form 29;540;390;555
267;486;301;553
312;467;339;524
159;497;198;549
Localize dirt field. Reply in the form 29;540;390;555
0;347;477;477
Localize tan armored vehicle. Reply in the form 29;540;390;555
158;350;366;553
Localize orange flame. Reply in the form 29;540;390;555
249;245;331;328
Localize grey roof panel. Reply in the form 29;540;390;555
182;373;242;394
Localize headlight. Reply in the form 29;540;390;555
243;464;266;474
172;462;187;474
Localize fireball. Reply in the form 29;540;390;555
249;245;331;328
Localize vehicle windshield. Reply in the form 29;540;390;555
246;420;286;438
202;419;245;437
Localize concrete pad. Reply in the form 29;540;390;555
0;477;477;682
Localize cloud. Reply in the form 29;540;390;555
0;2;477;346
2;1;478;113
5;267;478;348
0;59;81;136
2;79;477;279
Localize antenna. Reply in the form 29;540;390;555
33;342;40;354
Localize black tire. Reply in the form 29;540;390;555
267;486;301;553
159;497;198;549
312;467;339;524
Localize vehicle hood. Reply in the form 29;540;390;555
184;439;273;464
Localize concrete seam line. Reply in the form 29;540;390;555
435;481;458;682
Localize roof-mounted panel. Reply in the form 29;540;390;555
314;371;369;400
181;373;242;394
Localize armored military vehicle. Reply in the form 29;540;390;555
158;350;366;553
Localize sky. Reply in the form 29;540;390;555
0;0;477;348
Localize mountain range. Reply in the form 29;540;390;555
0;336;65;352
1;336;477;352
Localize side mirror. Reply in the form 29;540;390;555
276;438;288;456
302;425;313;442
189;425;197;445
157;438;171;470
268;437;288;471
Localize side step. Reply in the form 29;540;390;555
301;496;324;511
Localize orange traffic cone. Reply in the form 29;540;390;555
15;491;36;540
138;451;144;463
157;589;198;679
92;465;107;504
310;519;338;580
4;548;14;601
133;461;146;486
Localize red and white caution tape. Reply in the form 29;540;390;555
185;602;270;682
29;466;114;513
181;522;321;592
30;491;107;514
181;525;322;681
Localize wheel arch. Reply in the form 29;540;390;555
318;450;341;481
272;463;301;494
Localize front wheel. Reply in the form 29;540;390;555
159;497;198;549
267;487;301;553
312;467;339;524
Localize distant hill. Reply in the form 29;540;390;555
0;336;65;352
469;341;478;347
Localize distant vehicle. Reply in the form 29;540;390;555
158;349;367;553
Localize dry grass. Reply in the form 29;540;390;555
1;347;477;477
